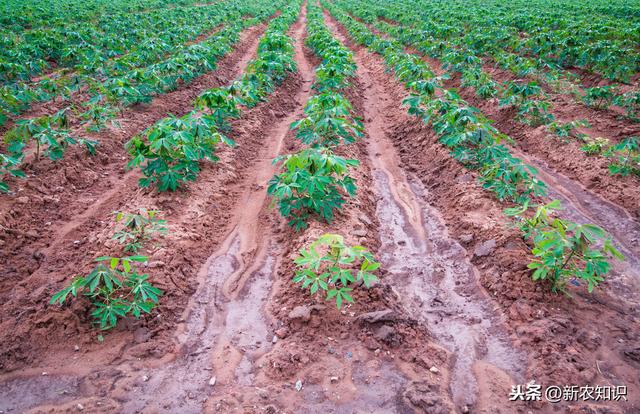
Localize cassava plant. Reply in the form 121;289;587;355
126;111;234;191
505;200;623;294
605;136;640;177
112;209;167;252
4;108;98;161
291;91;363;148
581;86;616;110
580;137;609;156
293;233;379;308
267;148;358;231
0;152;25;193
546;119;590;142
50;255;163;330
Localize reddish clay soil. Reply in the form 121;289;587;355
0;4;639;414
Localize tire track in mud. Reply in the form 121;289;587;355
324;13;527;412
102;8;316;413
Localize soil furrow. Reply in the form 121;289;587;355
325;12;527;413
326;7;640;413
351;14;640;307
108;10;315;411
353;15;640;232
0;12;280;384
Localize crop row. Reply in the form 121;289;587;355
268;2;378;309
0;0;279;125
48;0;303;330
325;0;624;294
0;0;289;194
339;0;640;124
126;0;301;191
355;0;639;84
336;0;640;178
268;1;360;231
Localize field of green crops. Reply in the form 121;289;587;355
1;0;638;412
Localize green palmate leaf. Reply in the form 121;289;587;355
51;250;160;330
510;199;624;294
293;233;380;308
268;148;357;230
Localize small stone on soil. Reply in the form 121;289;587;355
288;305;324;322
209;376;217;386
351;229;367;237
473;239;497;257
288;306;311;322
459;233;474;243
295;379;303;392
356;309;396;324
358;214;372;225
374;325;395;343
429;366;439;374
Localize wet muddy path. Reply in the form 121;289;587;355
327;17;527;411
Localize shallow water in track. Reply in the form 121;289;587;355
119;233;243;413
0;375;84;413
300;358;410;414
336;17;528;406
373;169;526;410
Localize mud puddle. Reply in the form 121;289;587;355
373;168;526;410
334;17;527;408
115;228;278;413
300;357;410;414
0;374;84;413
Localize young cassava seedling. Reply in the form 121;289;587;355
50;255;163;330
112;209;167;252
505;200;623;294
293;233;379;308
